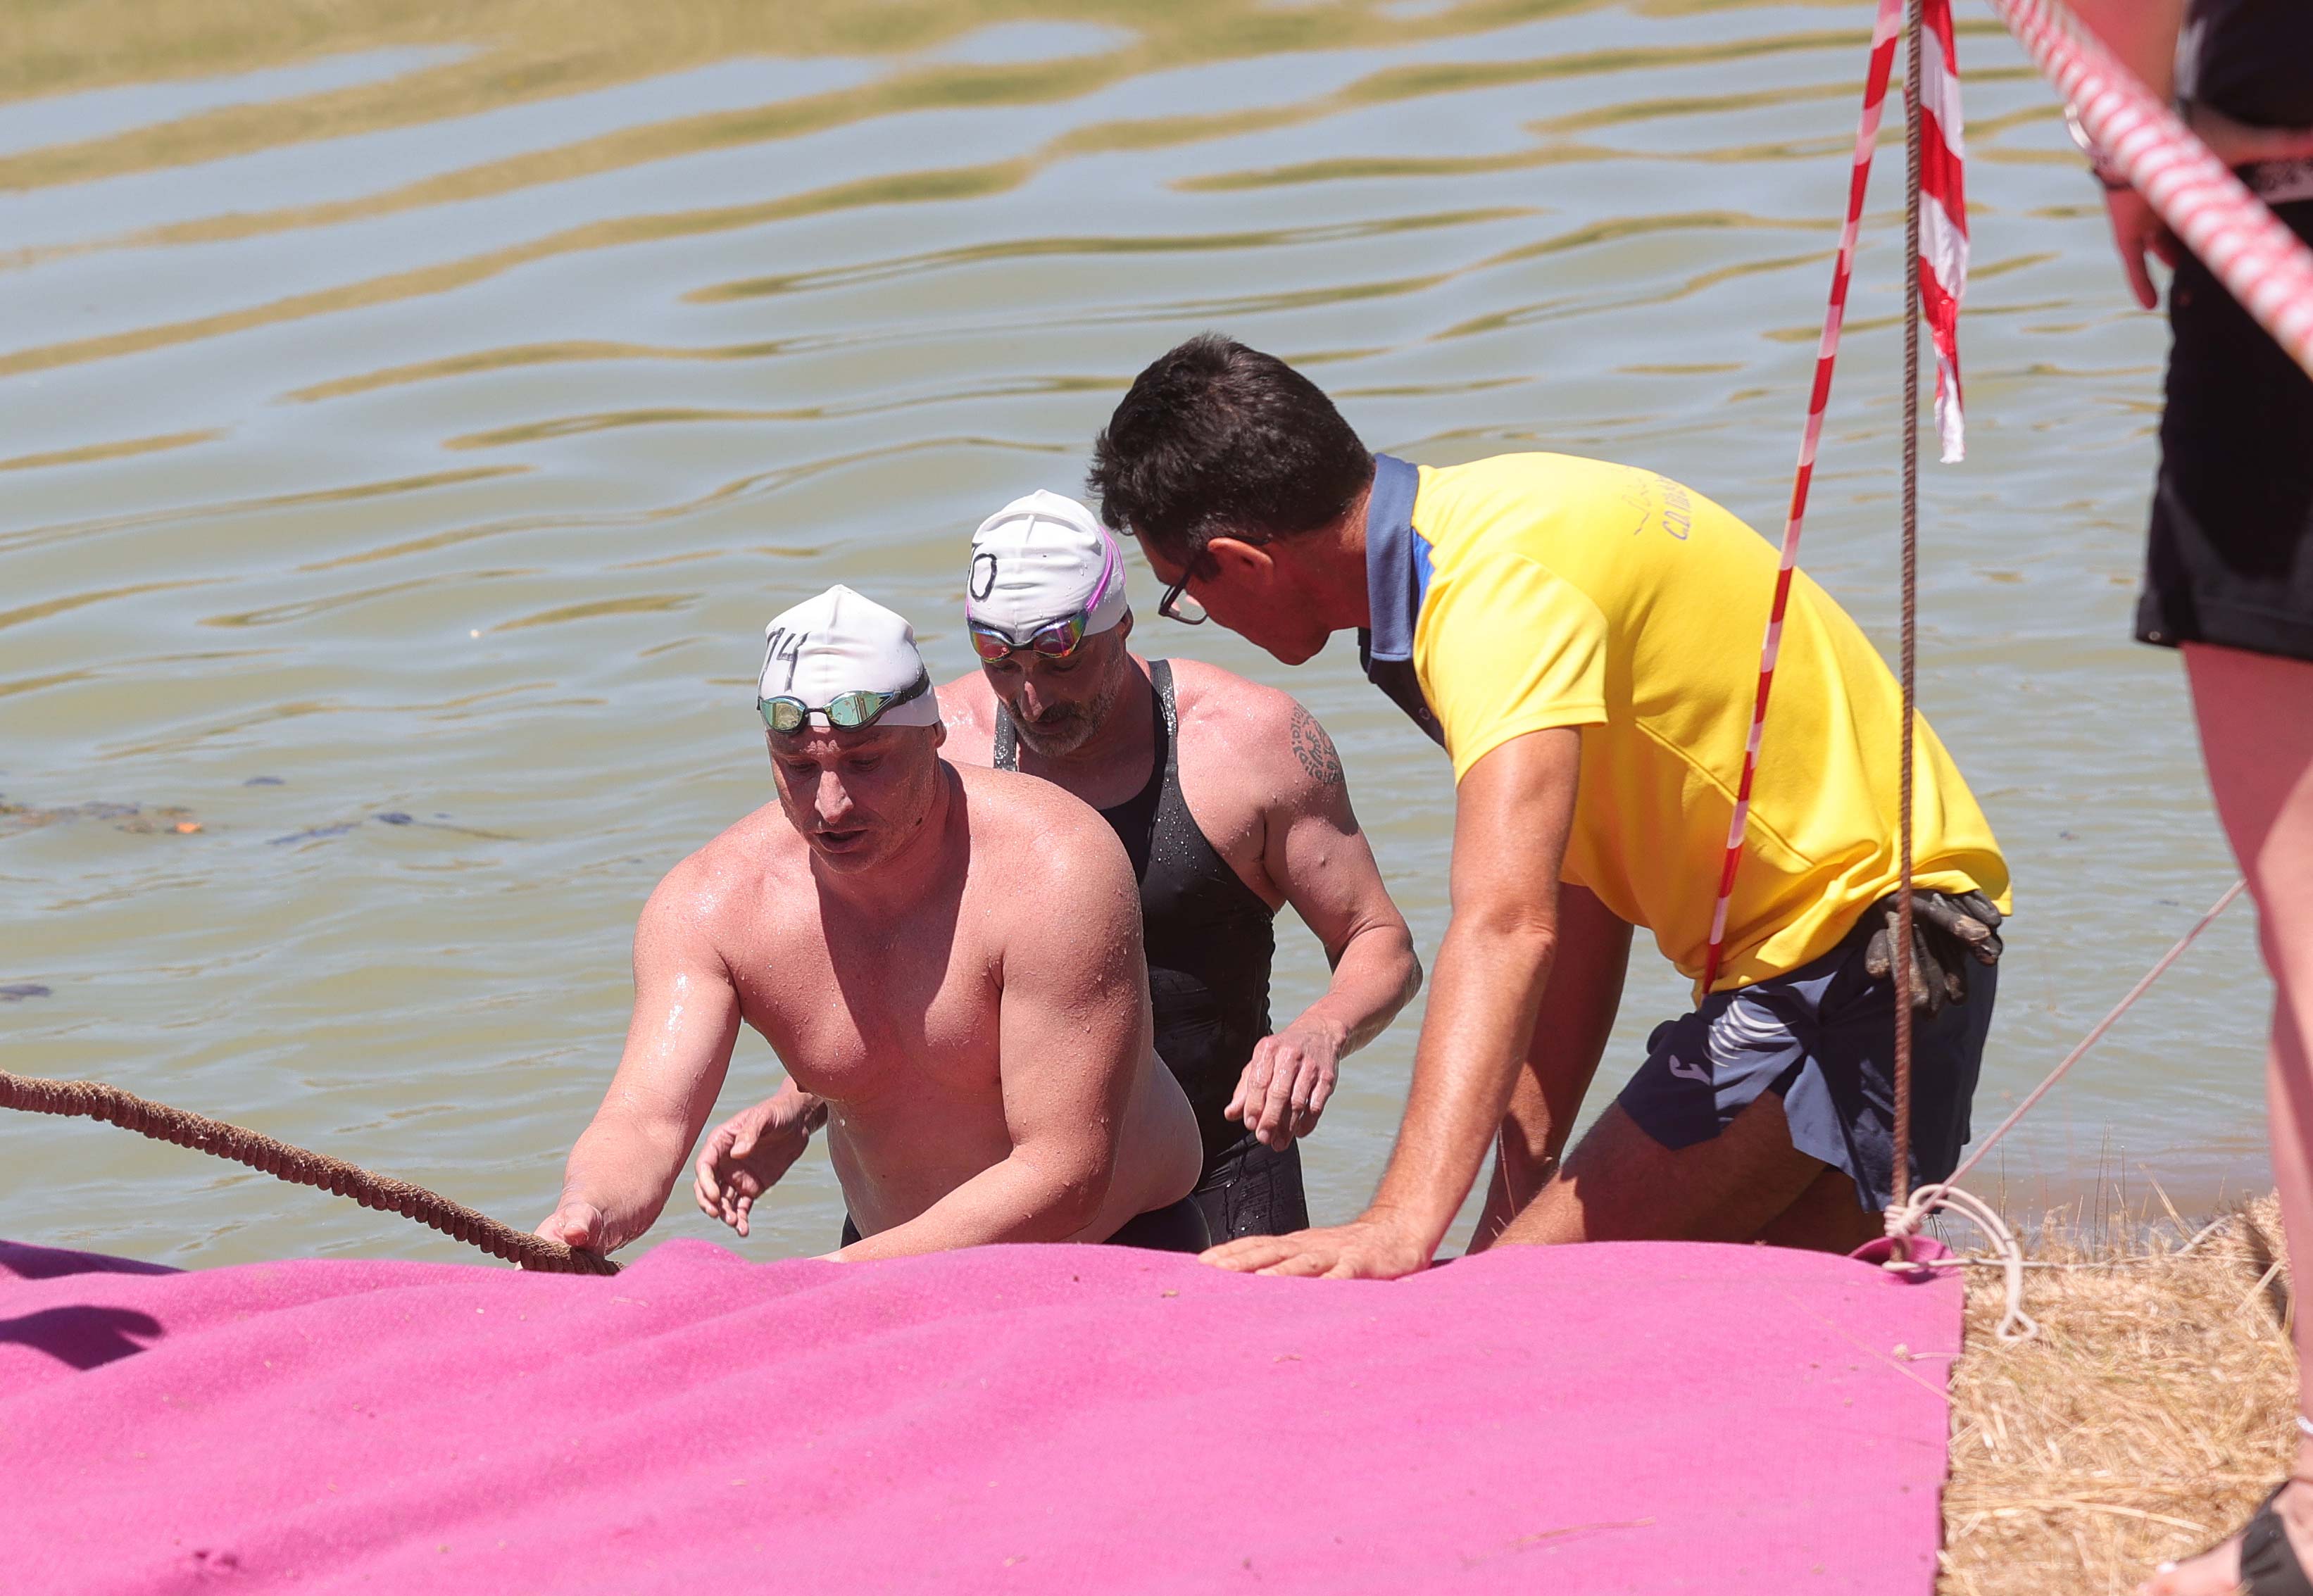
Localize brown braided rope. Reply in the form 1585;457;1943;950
1888;0;1926;1243
0;1069;617;1276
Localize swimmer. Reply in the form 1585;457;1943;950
537;585;1205;1260
698;494;1419;1243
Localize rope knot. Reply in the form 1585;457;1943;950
1883;1182;2038;1343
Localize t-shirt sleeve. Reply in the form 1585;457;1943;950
1415;551;1610;783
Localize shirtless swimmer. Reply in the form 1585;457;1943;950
699;492;1420;1245
534;584;1205;1260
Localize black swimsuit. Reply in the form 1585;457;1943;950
995;661;1308;1241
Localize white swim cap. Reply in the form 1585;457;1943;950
964;491;1129;639
757;584;941;729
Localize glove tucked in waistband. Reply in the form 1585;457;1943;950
1862;888;2004;1016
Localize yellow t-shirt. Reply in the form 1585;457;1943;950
1369;452;2008;992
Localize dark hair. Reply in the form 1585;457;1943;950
1087;334;1373;566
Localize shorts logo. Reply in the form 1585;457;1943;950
1666;1053;1711;1084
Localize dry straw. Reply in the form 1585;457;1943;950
1940;1191;2297;1594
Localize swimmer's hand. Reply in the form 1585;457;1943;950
694;1083;826;1238
1201;1212;1433;1280
534;1200;610;1255
1225;1021;1343;1151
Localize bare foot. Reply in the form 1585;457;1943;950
2136;1478;2313;1594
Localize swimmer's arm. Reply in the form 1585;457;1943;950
539;872;744;1256
834;846;1145;1262
694;1079;827;1238
827;1109;1112;1262
1206;728;1579;1278
1248;703;1420;1138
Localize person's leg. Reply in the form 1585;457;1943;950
1755;1166;1884;1253
1467;886;1633;1250
1498;1094;1830;1245
1494;895;1998;1250
1468;1053;1586;1251
2143;643;2313;1595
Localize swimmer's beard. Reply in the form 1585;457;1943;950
1008;662;1127;760
1013;708;1098;758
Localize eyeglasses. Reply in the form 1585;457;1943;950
1158;565;1208;625
758;671;932;734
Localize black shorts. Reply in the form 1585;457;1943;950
2136;191;2313;663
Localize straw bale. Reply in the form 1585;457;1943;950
1939;1193;2297;1595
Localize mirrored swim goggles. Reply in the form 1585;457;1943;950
758;670;932;734
965;542;1122;663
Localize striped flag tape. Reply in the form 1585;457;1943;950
1705;0;2313;993
1698;0;1907;996
1917;0;1968;463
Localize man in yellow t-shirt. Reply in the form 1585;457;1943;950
1090;334;2010;1278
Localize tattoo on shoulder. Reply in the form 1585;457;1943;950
1289;705;1344;788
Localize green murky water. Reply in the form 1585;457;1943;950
0;0;2267;1267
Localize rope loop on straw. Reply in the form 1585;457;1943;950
1885;1183;2040;1343
0;1069;618;1276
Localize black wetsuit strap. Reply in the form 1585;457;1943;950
992;703;1019;772
1096;669;1167;881
1153;659;1180;779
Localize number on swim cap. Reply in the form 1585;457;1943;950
762;627;810;692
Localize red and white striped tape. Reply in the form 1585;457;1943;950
1917;0;1968;463
1701;0;2313;994
1988;0;2313;379
1698;0;1907;996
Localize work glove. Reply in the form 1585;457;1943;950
1864;889;2004;1015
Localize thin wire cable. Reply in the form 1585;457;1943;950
0;1069;618;1276
1948;879;2247;1188
1881;880;2245;1345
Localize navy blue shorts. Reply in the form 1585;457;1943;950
1615;912;1998;1212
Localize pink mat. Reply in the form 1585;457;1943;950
0;1236;1958;1593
